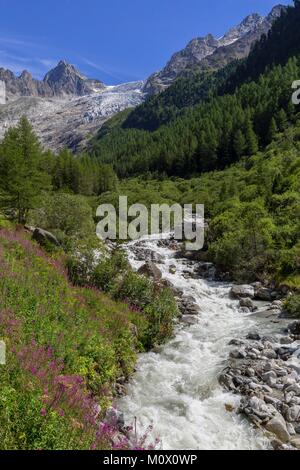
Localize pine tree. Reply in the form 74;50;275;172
233;130;246;159
276;108;288;131
267;117;278;143
0;116;50;224
245;119;259;156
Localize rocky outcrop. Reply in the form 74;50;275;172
32;228;60;247
230;284;255;299
0;60;105;101
219;322;300;450
137;261;162;281
144;5;286;94
43;60;105;97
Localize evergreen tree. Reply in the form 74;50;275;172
233;130;246;159
0;116;50;224
245;119;259;156
267;117;278;143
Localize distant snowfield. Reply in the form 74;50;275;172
0;80;146;152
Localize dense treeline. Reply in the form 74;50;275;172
99;123;300;287
0;117;118;223
122;62;239;131
90;56;300;177
89;1;300;178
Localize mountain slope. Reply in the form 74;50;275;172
0;81;145;152
144;5;285;94
89;2;300;177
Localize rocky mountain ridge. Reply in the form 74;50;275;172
0;60;105;100
0;81;145;152
144;5;286;94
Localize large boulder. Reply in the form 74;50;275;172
230;285;255;299
287;321;300;336
265;415;290;443
197;262;216;280
138;261;162;281
32;228;59;247
239;298;255;311
254;287;273;301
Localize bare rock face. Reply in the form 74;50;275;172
143;5;286;94
0;81;145;152
0;60;105;101
43;60;105;97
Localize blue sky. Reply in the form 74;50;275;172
0;0;292;84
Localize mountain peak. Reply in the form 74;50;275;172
144;4;287;94
267;4;286;21
42;60;104;96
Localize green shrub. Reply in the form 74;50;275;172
284;294;300;318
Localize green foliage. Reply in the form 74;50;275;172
0;116;50;223
0;229;145;449
51;149;118;196
284;294;300;318
100;123;300;283
29;192;95;250
88;3;300;178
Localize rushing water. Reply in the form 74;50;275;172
118;237;269;450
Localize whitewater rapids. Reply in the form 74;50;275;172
118;238;269;450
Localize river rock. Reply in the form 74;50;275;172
265;415;290;443
230;285;255;299
284;383;300;396
181;315;199;325
134;248;164;264
169;265;177;274
197;262;216;280
284;405;300;423
32;227;60;247
287;321;300;336
239;298;255;310
290;436;300;449
138;262;162;281
262;349;277;359
246;331;261;341
255;287;273;301
262;371;277;384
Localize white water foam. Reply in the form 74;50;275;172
118;238;269;450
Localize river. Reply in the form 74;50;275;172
118;236;269;450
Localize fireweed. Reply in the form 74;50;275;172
0;229;160;449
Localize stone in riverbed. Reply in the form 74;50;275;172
284;405;300;423
287;321;300;336
265;415;290;443
262;349;277;359
239;297;255;310
246;331;261;341
287;423;296;436
138;261;162;281
181;315;198;325
230;348;247;359
290;436;300;449
169;265;177;274
262;371;277;387
230;285;255;299
255;287;273;301
295;425;300;434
